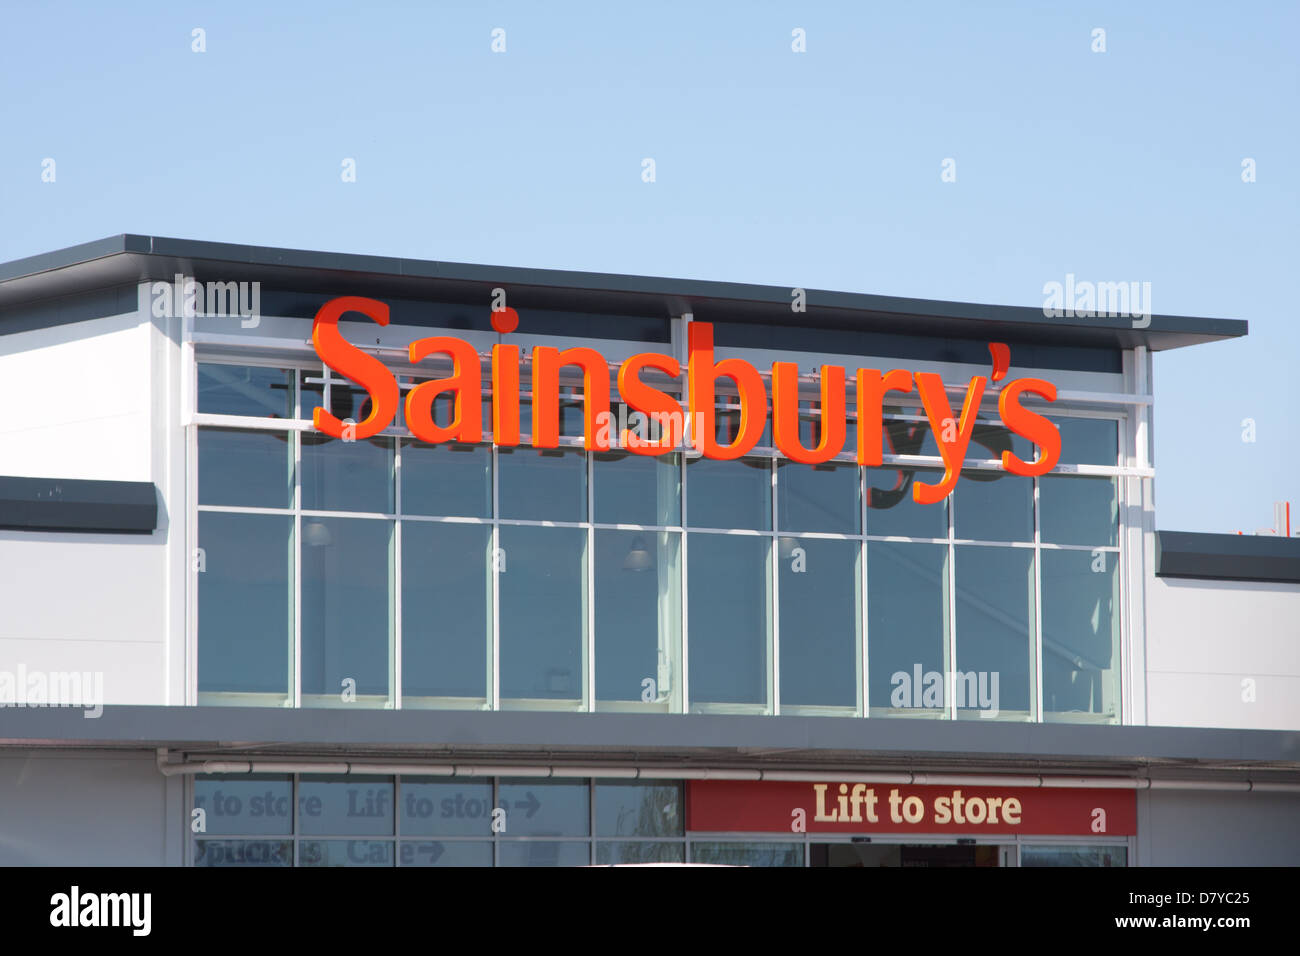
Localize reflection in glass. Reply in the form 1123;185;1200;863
594;531;680;705
498;525;585;702
1050;418;1118;466
299;840;393;866
301;433;394;514
690;842;802;867
597;842;686;864
595;782;683;837
687;534;770;709
954;546;1034;718
198;512;292;700
866;468;947;538
497;841;591;867
401;441;490;518
1040;476;1118;546
399;841;492;866
498;779;589;836
402;522;490;701
1041;549;1120;722
198;428;293;509
1021;845;1127;867
193;775;293;835
779;538;859;709
193;840;292;867
868;541;948;714
198;364;292;418
686;457;770;531
778;460;860;533
298;776;394;836
497;448;586;521
301;518;393;701
400;780;494;836
954;472;1033;542
593;451;681;526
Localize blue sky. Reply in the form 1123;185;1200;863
2;1;1296;533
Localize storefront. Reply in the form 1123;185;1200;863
1;235;1297;866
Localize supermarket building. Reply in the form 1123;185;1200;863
0;235;1297;867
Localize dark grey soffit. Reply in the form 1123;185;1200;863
1155;530;1300;584
0;234;1247;352
2;706;1297;777
0;476;157;534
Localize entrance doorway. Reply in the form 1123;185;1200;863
810;842;1004;867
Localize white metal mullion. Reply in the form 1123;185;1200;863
393;436;402;710
491;443;500;711
947;482;958;721
293;372;303;710
1033;474;1044;722
680;427;690;715
770;454;779;716
585;448;595;712
860;456;869;718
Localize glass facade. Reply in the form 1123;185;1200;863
195;361;1126;723
190;773;1129;868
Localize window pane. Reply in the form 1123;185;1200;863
402;522;490;700
399;841;493;866
1042;549;1120;722
690;842;802;867
595;782;683;837
498;525;585;701
298;776;394;836
687;457;770;530
198;364;292;418
1021;845;1127;867
594;531;680;705
301;434;394;514
779;537;859;708
953;472;1032;542
1052;418;1118;466
687;533;770;708
301;376;378;428
299;840;393;867
194;840;292;867
301;517;393;701
778;461;860;533
198;428;293;509
498;779;590;836
1040;476;1118;546
866;468;947;538
497;841;591;867
198;512;292;699
868;541;948;714
399;780;494;836
954;546;1034;718
593;451;681;526
497;448;586;522
193;775;293;835
401;441;491;518
597;842;686;864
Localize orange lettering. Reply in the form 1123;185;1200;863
310;296;399;440
998;378;1061;475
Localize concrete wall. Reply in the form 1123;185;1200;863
0;750;182;865
1137;788;1300;865
1145;573;1300;731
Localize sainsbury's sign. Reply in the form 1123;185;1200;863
310;296;1062;504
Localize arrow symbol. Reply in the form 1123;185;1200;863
516;791;541;819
